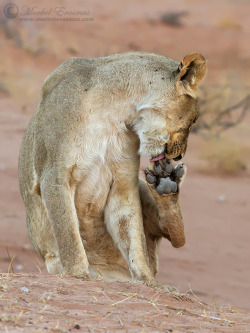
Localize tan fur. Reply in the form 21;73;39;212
19;52;206;285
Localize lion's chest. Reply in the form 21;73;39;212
70;126;138;253
69;128;138;267
72;126;137;216
74;160;112;219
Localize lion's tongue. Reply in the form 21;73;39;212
150;152;165;162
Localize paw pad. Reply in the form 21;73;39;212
144;159;186;196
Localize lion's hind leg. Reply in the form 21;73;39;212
24;188;64;275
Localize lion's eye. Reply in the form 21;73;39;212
177;127;182;132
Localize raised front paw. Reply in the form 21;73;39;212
144;159;186;196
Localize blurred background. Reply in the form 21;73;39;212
0;0;249;309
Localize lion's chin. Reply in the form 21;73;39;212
149;151;165;162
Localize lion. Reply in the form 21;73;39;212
19;52;206;286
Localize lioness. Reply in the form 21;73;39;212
19;52;206;286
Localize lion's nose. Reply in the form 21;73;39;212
173;154;182;161
165;144;183;161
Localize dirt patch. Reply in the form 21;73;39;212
0;274;249;332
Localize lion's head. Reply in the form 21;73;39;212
133;53;206;161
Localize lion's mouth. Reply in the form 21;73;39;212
149;151;165;162
173;154;183;161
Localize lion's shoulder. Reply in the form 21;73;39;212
41;57;93;98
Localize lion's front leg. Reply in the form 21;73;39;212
139;179;161;276
104;178;158;287
144;159;186;248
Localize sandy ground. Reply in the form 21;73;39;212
1;274;250;333
1;0;250;331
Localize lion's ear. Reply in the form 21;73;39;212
176;53;206;97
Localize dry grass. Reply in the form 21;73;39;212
67;44;80;56
218;15;241;30
195;84;250;174
196;84;250;135
199;136;248;174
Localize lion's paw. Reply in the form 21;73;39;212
144;159;186;196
